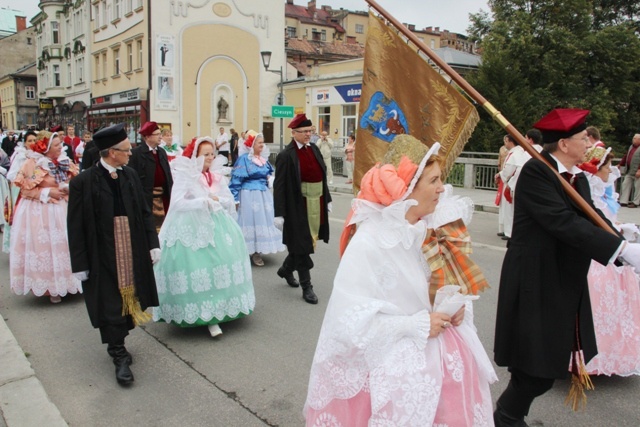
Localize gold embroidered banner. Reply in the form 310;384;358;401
355;12;479;189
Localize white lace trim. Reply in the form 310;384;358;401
424;184;474;228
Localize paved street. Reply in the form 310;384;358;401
1;184;640;426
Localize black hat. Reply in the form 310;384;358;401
93;123;128;150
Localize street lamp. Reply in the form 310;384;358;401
260;51;284;152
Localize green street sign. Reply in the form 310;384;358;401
272;105;294;118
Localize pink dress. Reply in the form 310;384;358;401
304;199;496;426
585;172;640;375
10;155;81;297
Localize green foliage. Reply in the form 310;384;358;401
466;0;640;154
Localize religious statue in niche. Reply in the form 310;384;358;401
217;95;230;123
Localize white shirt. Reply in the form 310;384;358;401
215;132;229;151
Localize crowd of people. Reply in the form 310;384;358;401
3;108;640;427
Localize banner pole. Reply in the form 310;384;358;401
365;0;616;235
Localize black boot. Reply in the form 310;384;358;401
107;344;134;386
299;269;318;304
277;266;299;288
494;405;529;427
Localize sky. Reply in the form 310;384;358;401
1;0;489;35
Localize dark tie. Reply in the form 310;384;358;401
562;172;575;186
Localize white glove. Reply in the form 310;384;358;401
327;202;332;213
620;242;640;273
268;175;275;189
73;271;89;281
273;216;284;231
619;223;640;243
150;248;162;265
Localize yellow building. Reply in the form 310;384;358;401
87;0;148;142
0;63;38;130
284;58;363;147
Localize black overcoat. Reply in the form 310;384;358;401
273;140;331;254
67;165;159;328
128;144;173;212
494;151;623;379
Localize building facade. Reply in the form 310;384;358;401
31;0;91;133
149;0;284;146
87;0;147;142
0;63;38;130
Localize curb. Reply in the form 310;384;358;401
0;316;68;427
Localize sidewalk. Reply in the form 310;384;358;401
0;316;67;427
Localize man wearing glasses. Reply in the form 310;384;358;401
273;113;332;304
129;121;173;230
68;123;160;386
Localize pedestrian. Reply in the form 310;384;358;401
305;137;497;425
152;137;255;337
618;133;640;208
9;130;80;303
67;123;161;386
344;133;356;184
586;126;605;148
496;135;516;240
158;128;182;161
316;131;334;184
273;113;331;304
493;109;640;426
229;131;285;267
499;130;543;240
215;126;230;162
577;146;640;376
229;128;239;165
129;121;173;230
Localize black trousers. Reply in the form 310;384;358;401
497;368;555;418
99;316;134;345
281;252;314;284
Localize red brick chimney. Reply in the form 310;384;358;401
16;16;27;32
308;1;316;14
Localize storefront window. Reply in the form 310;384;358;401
342;104;357;140
318;106;330;134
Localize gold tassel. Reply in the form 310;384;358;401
120;286;152;326
564;352;594;411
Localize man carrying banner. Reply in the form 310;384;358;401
493;109;640;426
273;113;331;305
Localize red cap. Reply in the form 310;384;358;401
138;121;159;136
50;125;63;133
533;109;589;144
288;113;312;129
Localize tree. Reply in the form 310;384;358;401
466;0;640;155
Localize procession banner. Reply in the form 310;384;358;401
355;12;479;188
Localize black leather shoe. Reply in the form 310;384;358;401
497;232;505;237
114;359;134;385
301;284;318;304
277;267;299;288
501;236;510;240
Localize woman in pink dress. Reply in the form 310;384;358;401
304;136;497;426
578;146;640;376
9;131;81;303
344;133;356;184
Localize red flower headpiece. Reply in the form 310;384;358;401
577;158;599;174
244;133;256;148
32;137;50;154
182;137;198;158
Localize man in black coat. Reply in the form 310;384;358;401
128;121;173;230
493;109;640;426
1;130;18;158
273;113;331;304
67;123;161;386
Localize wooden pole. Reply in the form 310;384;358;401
365;0;616;235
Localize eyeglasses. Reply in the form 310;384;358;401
568;135;589;143
111;148;132;153
151;132;162;136
294;130;314;134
